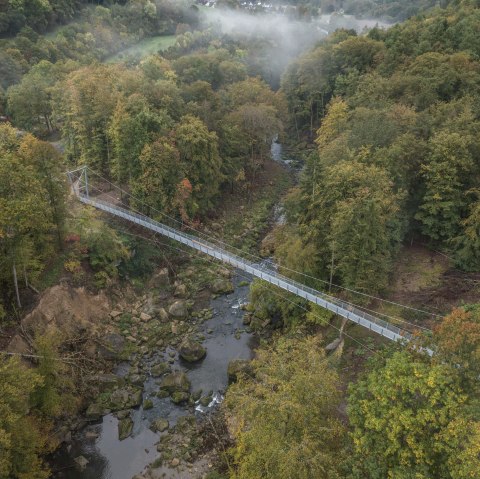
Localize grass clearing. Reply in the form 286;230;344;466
106;35;177;63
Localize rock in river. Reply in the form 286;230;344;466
211;278;234;295
85;403;105;421
151;418;169;432
118;417;133;440
171;391;190;404
74;455;89;469
159;371;190;393
151;362;170;377
109;387;143;411
179;338;206;362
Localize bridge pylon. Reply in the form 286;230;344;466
66;165;89;199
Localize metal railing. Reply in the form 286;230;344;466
76;192;414;344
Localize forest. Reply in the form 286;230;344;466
1;0;480;478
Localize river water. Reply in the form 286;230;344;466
52;273;255;479
52;141;293;479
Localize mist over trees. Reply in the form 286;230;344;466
279;2;480;294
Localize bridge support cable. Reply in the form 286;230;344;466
68;177;416;345
77;166;440;320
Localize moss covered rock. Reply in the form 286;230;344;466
159;371;190;393
151;418;169;432
227;359;253;384
118;417;133;440
151;362;170;377
179;339;206;363
171;391;190;404
211;278;234;295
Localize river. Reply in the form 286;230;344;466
52;273;255;479
52;141;292;479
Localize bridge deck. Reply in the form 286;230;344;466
77;194;412;344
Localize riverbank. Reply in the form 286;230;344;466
47;147;294;479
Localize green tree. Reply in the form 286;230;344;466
452;192;480;271
131;136;183;216
31;334;78;418
416;131;474;243
226;104;282;181
54;65;121;173
174;115;223;214
226;337;346;479
0;124;52;307
0;355;49;479
432;305;480;393
109;93;172;183
300;159;404;294
7;60;61;132
348;350;479;479
18;134;67;248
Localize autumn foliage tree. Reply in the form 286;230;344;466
225;337;346;479
348;349;480;479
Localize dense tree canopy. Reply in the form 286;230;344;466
225;337;346;479
279;1;480;296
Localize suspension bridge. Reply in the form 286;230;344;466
68;166;428;345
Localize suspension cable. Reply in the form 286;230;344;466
82;167;441;318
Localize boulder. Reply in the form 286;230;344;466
151;418;169;433
143;399;154;410
91;373;122;392
118;417;133;440
140;312;152;322
227;359;253;384
74;456;89;469
152;268;170;288
127;373;145;386
168;300;188;319
325;337;343;352
85;403;104;421
151;362;170;377
179;339;206;363
110;310;122;319
218;267;231;278
116;410;130;420
199;395;212;407
211;279;234;295
171;391;189;404
174;283;187;298
109;387;142;411
97;333;125;360
192;389;202;401
157;307;169;322
159;371;190;393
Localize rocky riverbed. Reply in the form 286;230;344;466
52;263;256;479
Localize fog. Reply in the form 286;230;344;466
199;7;391;86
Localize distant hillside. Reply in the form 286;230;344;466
320;0;454;21
0;0;89;36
